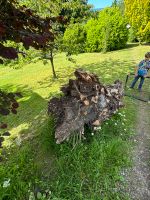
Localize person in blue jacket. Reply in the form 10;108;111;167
130;52;150;91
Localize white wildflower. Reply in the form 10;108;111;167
97;126;102;130
15;137;22;146
91;132;94;136
124;129;127;131
3;179;10;188
37;192;42;199
114;123;117;126
29;192;35;200
121;171;125;176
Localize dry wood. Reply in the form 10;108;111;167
48;69;124;144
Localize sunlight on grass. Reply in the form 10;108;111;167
0;44;149;199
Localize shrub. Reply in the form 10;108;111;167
85;7;129;52
63;23;86;54
128;27;138;42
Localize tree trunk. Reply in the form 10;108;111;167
48;69;124;144
50;50;57;79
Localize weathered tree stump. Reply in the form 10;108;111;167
48;69;124;144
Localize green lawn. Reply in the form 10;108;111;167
0;44;149;200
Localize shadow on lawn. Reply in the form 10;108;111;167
0;57;145;148
0;85;57;190
36;66;76;91
0;84;53;147
122;43;150;51
124;43;139;50
124;75;150;102
80;59;137;83
115;43;149;52
37;58;137;91
81;59;150;101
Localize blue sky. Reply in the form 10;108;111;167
88;0;114;8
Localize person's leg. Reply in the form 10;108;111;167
138;76;145;91
130;75;140;88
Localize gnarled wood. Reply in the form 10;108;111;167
48;69;124;144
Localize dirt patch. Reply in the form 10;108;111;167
125;102;150;199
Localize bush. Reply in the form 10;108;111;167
84;18;101;52
128;27;138;42
63;23;86;54
85;7;129;52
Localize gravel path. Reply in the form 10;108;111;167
125;101;150;200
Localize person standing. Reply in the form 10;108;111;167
130;52;150;91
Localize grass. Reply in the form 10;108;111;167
0;44;149;199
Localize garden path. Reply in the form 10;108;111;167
125;101;150;200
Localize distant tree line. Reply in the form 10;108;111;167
1;0;150;76
124;0;150;43
63;6;128;54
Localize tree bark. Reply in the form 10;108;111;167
48;69;124;144
50;50;57;79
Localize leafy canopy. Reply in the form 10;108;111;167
0;0;65;131
0;0;65;62
85;7;128;52
63;23;86;54
124;0;150;42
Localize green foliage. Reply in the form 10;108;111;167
112;0;118;7
117;0;125;14
2;41;39;68
19;0;59;17
0;112;132;200
17;0;92;77
60;0;92;24
84;18;100;52
111;0;125;14
46;110;132;200
85;7;128;52
19;0;92;24
124;0;150;42
0;143;38;199
0;44;149;199
63;23;86;54
128;27;138;43
0;0;57;61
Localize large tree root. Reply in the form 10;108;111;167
48;69;124;144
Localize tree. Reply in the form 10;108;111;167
18;0;91;78
19;0;92;26
85;7;128;52
117;0;125;14
0;0;61;62
124;0;150;42
17;0;92;78
63;23;86;55
59;0;92;24
19;0;61;17
41;35;63;79
112;0;118;7
112;0;125;14
0;0;67;77
0;0;64;135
